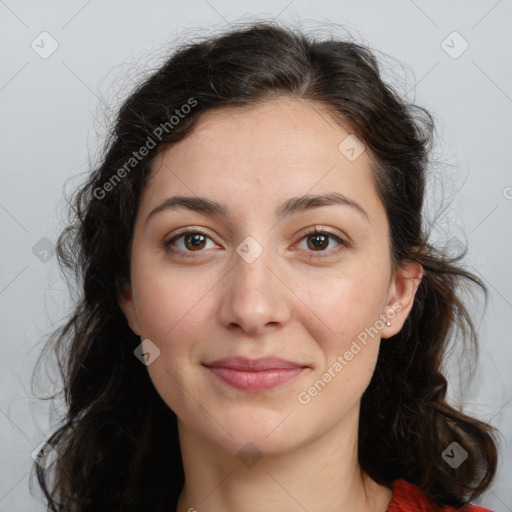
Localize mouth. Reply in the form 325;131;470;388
203;366;307;391
202;356;309;392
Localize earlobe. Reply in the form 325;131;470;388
117;283;141;336
381;260;423;339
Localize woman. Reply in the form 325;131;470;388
32;21;498;511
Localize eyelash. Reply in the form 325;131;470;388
163;227;349;259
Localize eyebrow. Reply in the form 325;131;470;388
146;192;370;224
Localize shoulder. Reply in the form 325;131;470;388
386;479;494;512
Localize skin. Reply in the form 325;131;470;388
119;97;423;512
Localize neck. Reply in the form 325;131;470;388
175;406;392;512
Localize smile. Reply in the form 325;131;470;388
204;366;307;391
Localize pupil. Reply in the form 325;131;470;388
309;234;327;250
187;234;206;250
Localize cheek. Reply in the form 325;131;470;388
131;261;221;387
291;262;390;408
132;266;215;416
295;262;389;343
133;259;217;342
294;270;386;419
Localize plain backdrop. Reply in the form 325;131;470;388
1;1;511;510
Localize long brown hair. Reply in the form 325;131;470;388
32;21;498;511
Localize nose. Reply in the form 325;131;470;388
217;243;292;336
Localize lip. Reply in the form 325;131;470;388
202;357;308;391
203;356;306;371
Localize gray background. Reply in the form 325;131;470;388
1;0;511;510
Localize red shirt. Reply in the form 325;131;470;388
386;479;493;512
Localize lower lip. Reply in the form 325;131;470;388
205;366;306;391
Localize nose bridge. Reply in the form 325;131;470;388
217;234;291;334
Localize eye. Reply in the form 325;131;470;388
164;229;218;257
295;227;349;258
163;226;349;259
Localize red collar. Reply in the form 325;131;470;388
386;479;493;512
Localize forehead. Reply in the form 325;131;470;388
164;97;365;170
140;97;385;226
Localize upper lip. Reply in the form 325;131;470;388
203;356;307;371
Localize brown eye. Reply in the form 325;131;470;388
297;228;349;258
306;232;330;251
164;229;217;257
183;233;207;251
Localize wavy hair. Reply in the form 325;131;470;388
32;21;498;511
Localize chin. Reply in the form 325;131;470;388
205;417;311;457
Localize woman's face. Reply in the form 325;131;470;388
119;97;419;456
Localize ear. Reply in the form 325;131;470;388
381;259;423;339
117;282;141;336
